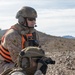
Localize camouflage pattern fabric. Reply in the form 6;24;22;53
1;68;43;75
18;47;45;75
1;46;45;75
1;23;39;63
0;61;14;74
16;6;37;19
0;23;39;74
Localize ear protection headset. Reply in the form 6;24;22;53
18;51;30;69
18;16;28;27
18;16;25;25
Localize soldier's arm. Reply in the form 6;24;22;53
2;29;22;63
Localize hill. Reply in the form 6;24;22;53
37;31;75;51
0;29;7;38
37;31;75;75
62;35;75;39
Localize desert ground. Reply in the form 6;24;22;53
38;31;75;75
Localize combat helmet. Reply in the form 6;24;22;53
17;46;45;69
16;6;37;25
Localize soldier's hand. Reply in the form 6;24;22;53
37;57;48;75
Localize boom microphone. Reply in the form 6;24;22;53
35;25;37;27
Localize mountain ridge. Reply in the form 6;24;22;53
62;35;75;39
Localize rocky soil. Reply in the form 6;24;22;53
45;51;75;75
38;31;75;75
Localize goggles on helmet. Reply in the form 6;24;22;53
11;72;25;75
27;18;36;21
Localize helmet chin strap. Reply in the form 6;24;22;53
23;18;35;28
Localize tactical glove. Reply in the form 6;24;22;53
37;57;48;75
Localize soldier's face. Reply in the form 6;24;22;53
27;18;36;27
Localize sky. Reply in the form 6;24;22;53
0;0;75;37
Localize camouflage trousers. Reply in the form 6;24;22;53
0;60;14;74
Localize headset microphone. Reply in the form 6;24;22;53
35;25;37;27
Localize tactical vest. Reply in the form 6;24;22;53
0;26;37;63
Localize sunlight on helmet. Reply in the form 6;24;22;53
11;72;25;75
